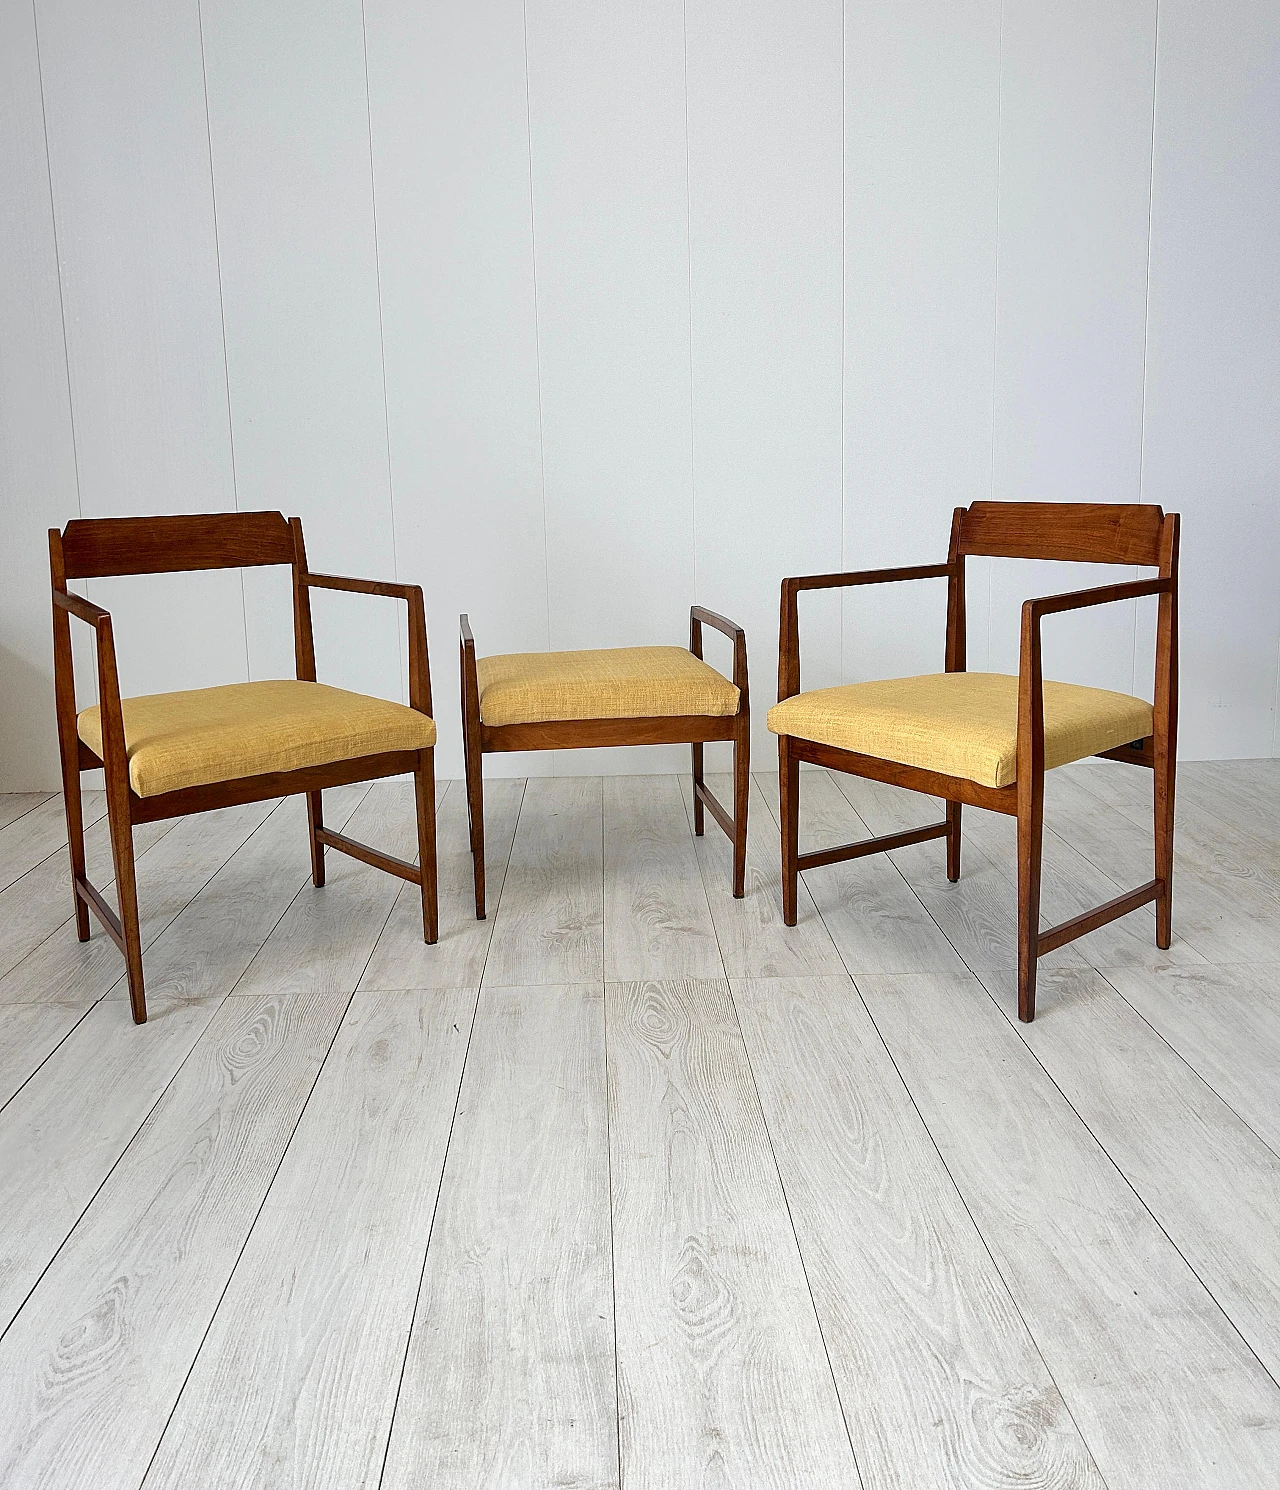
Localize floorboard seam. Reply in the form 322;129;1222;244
725;981;868;1490
0;1004;96;1119
979;969;1280;1399
0;788;375;1347
1094;966;1280;1165
134;985;362;1490
757;771;1114;1487
850;976;1115;1490
374;982;484;1490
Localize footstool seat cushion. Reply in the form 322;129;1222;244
476;646;740;727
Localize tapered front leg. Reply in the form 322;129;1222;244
1154;741;1175;950
731;717;750;898
415;748;439;944
1016;779;1043;1022
64;770;91;941
106;797;146;1023
306;790;325;887
946;800;962;883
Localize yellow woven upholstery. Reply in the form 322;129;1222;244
78;680;436;798
767;672;1152;789
476;646;739;727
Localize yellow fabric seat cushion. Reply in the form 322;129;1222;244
476;646;739;727
767;672;1152;789
77;679;437;798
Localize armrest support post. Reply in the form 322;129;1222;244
778;562;953;702
51;586;128;778
301;567;433;719
689;605;748;699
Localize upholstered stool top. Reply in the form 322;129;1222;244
475;645;740;727
78;679;436;797
767;671;1151;789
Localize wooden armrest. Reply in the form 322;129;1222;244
1025;576;1171;621
689;605;744;640
782;562;951;597
304;570;420;602
690;605;748;696
1017;576;1174;771
778;562;951;702
53;589;112;628
303;569;432;717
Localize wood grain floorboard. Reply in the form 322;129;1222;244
1063;763;1280;962
232;783;417;1001
0;995;226;1337
0;984;353;1490
0;798;274;1007
683;774;845;979
142;987;475;1490
829;772;1089;977
604;775;722;982
0;795;55;834
1100;963;1280;1156
607;977;859;1490
361;777;525;991
860;968;1280;1489
101;786;369;1010
988;964;1280;1385
733;974;1104;1490
0;1004;86;1112
757;768;970;974
0;794;95;890
0;812;176;993
482;777;604;988
1177;761;1280;866
960;804;1206;970
380;983;616;1490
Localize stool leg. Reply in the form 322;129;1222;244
732;713;749;898
415;748;439;944
464;715;486;920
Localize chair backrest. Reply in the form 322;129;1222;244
956;501;1166;568
58;511;295;580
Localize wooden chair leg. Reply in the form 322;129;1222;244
780;735;799;926
691;742;705;836
946;800;962;883
306;790;325;887
415;748;439;944
1154;747;1175;951
1016;774;1044;1023
64;769;91;942
731;716;749;899
463;720;486;921
106;796;146;1024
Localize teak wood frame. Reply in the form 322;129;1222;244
459;607;750;917
776;501;1180;1021
49;510;438;1024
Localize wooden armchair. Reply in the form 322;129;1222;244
49;511;438;1024
768;501;1179;1021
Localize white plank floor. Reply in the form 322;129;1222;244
0;761;1277;1489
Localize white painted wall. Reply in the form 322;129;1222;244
2;0;1277;788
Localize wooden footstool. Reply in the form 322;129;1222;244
459;607;750;916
